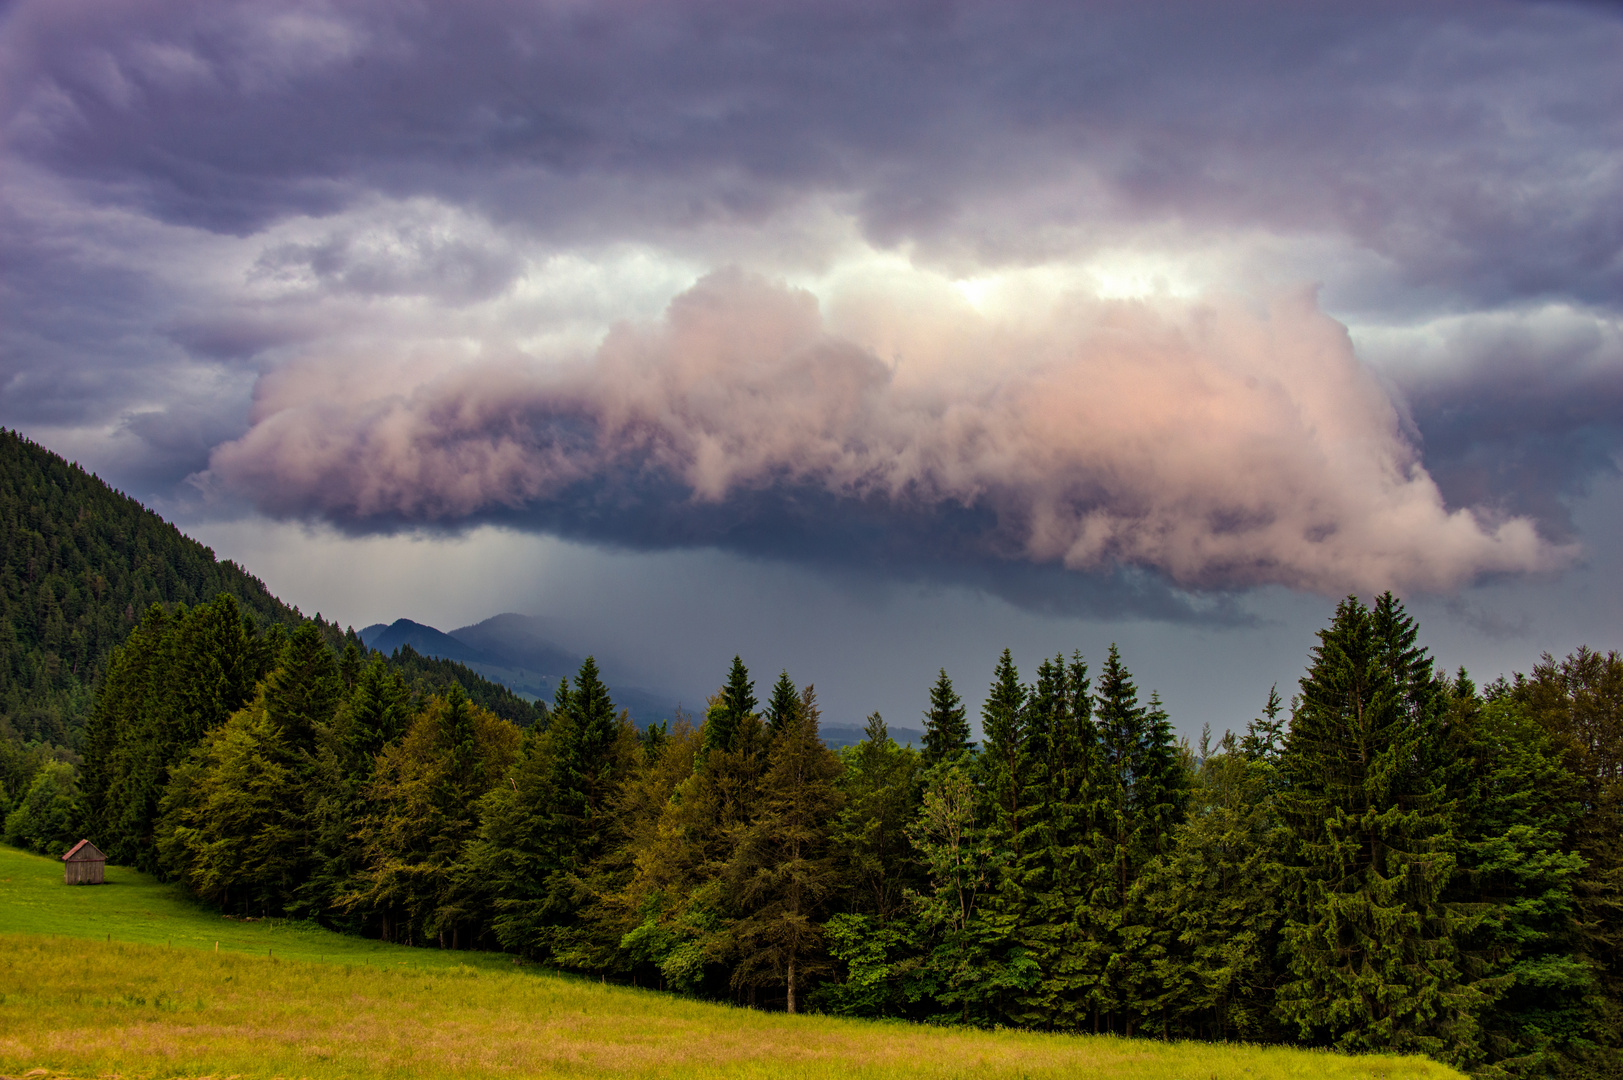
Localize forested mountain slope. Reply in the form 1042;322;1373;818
0;429;539;755
0;429;301;749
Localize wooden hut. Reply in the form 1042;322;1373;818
62;839;106;885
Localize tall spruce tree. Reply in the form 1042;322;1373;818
631;665;772;998
765;670;799;740
300;654;413;925
922;668;972;766
1091;643;1150;1033
980;649;1030;867
87;596;272;871
263;620;343;751
1275;593;1479;1061
1010;652;1105;1030
729;684;845;1012
702;656;758;760
468;658;636;964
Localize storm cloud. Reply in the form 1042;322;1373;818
2;0;1620;620
204;271;1562;595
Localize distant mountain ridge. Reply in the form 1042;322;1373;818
358;614;923;747
360;619;485;665
360;615;689;727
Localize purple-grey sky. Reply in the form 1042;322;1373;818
3;0;1620;735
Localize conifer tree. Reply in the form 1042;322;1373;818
765;669;799;739
467;658;636;964
974;649;1043;1021
301;654;413;923
625;670;771;997
335;654;411;772
980;649;1029;867
88;597;271;871
729;684;845;1012
1275;593;1477;1060
1010;652;1104;1030
1091;642;1148;1032
263;621;343;752
922;668;972;766
702;656;757;759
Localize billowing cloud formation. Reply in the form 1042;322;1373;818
206;272;1563;595
2;0;1617;621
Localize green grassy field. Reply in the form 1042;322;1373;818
0;844;1465;1080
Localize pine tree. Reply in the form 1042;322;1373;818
729;684;845;1012
87;597;272;871
1011;652;1106;1030
922;668;972;766
980;649;1029;869
536;657;637;967
765;670;799;740
624;667;772;998
1275;593;1477;1061
702;656;757;760
301;655;413;924
1091;643;1148;1033
264;621;343;751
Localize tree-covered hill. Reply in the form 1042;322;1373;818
0;429;538;754
0;429;304;749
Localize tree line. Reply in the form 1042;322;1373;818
4;589;1621;1077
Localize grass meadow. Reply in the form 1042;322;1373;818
0;844;1465;1080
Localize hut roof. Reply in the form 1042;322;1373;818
62;839;106;863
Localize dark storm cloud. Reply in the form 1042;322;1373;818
4;0;1619;309
202;271;1561;599
1;0;1617;616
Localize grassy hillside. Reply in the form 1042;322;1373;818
0;845;1463;1080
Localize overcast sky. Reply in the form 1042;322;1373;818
3;0;1620;736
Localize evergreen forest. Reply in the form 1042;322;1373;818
3;432;1621;1079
